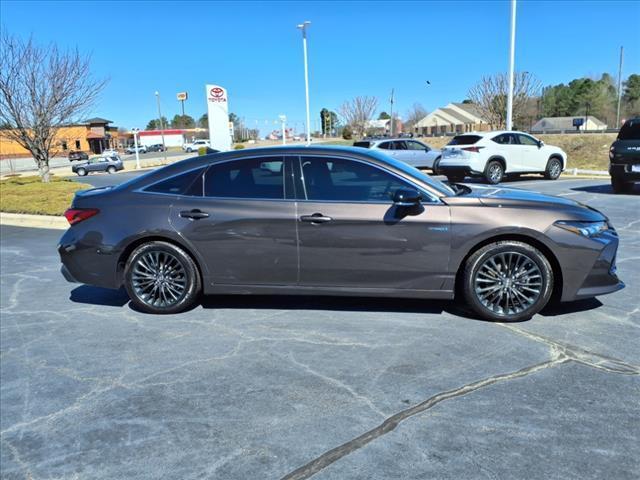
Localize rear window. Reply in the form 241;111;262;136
447;135;482;146
618;119;640;141
353;141;371;148
145;167;205;196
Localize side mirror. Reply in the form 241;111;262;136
538;140;544;148
393;188;422;207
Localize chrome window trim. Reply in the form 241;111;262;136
135;165;208;198
297;154;442;204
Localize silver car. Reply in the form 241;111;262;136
354;138;442;171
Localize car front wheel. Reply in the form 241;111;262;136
124;241;201;314
544;157;562;180
76;168;87;176
107;166;116;174
462;241;553;322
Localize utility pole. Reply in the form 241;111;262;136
132;128;140;169
155;91;167;161
389;88;395;136
506;0;517;130
616;46;624;129
279;115;287;145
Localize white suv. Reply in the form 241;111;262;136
182;139;210;153
439;131;566;184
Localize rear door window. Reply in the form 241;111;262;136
378;141;392;150
618;119;640;140
204;157;287;199
392;141;408;150
407;141;428;151
447;135;482;146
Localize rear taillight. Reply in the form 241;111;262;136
462;146;484;153
64;208;99;225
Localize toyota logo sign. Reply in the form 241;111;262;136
209;87;226;102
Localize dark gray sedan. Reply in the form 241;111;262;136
59;146;623;321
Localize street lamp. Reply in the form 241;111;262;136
506;0;517;130
297;21;311;146
279;115;287;145
131;128;141;169
154;91;167;161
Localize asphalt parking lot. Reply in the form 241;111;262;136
1;177;638;479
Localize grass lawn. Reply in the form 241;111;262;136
0;176;92;216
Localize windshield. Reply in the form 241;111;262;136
365;149;456;196
447;135;482;146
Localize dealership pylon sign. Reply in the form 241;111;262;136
206;84;231;151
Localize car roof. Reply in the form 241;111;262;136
119;145;454;197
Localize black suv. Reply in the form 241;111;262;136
146;144;166;152
610;118;640;193
68;150;89;162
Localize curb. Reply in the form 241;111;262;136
0;212;68;230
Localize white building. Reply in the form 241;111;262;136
532;116;607;132
414;103;490;135
138;129;187;148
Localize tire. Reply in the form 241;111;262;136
484;160;504;184
76;168;87;177
124;241;201;314
432;156;441;175
107;166;116;174
187;148;193;153
611;175;634;194
462;241;553;322
544;157;562;180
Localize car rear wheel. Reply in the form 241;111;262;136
432;156;441;175
462;241;553;322
611;175;634;194
544;157;562;180
124;241;201;314
76;168;87;176
484;160;504;184
107;166;116;174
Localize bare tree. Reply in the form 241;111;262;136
338;96;378;137
404;102;428;133
467;72;540;129
0;33;106;181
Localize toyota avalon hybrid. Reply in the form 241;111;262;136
59;146;623;322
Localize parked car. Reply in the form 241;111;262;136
354;138;442;171
68;151;89;162
71;155;124;176
59;146;623;322
146;144;166;152
439;131;567;184
101;149;119;157
609;117;640;194
182;139;210;153
125;145;147;154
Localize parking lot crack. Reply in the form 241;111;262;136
282;352;387;419
499;324;640;375
280;354;569;480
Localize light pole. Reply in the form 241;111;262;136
132;128;141;169
389;88;395;136
279;115;287;145
297;21;311;145
506;0;517;130
616;46;624;128
154;91;167;161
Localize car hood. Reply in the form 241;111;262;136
451;184;606;221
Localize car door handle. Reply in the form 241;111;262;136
180;209;209;220
300;213;333;223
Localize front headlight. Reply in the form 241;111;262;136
555;220;608;237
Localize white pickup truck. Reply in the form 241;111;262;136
182;139;210;153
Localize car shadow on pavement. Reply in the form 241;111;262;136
70;285;129;307
571;184;638;195
539;297;603;317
